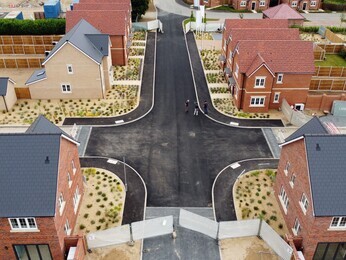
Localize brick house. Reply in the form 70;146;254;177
0;77;17;112
263;4;305;26
187;0;270;11
0;115;84;260
275;117;346;259
279;0;321;11
66;0;132;66
26;19;112;100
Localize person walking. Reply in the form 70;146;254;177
185;100;190;113
194;102;199;116
203;100;208;114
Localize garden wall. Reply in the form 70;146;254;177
0;35;62;45
314;66;346;77
0;57;44;68
15;88;31;99
306;93;346;111
0;45;54;55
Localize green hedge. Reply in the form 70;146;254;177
0;19;65;35
290;25;346;34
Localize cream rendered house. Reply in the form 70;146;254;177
0;77;17;112
26;19;112;99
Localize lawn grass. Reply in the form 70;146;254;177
315;54;346;67
213;5;251;12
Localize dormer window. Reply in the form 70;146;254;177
277;74;283;83
72;160;76;175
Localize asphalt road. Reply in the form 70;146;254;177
85;11;273;208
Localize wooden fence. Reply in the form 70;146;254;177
0;45;54;55
314;45;326;60
325;29;345;44
0;58;44;68
0;35;62;45
314;66;346;77
310;78;346;91
317;44;344;54
15;88;31;99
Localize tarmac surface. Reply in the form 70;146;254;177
85;11;273;209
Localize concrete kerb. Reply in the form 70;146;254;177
81;155;147;255
211;158;279;221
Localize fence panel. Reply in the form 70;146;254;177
132;215;173;240
179;209;218;239
218;219;260;239
86;224;131;249
260;221;293;260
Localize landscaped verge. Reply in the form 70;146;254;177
74;168;126;234
233;169;289;237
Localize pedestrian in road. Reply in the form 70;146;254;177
185;100;189;113
194;101;199;116
203;100;208;115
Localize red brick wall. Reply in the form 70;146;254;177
306;93;346;111
275;139;346;259
0;217;64;260
54;137;84;252
110;35;126;66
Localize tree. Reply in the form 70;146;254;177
131;0;149;22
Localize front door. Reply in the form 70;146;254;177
302;2;307;10
251;2;256;10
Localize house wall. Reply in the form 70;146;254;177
0;81;17;111
0;217;64;260
232;0;270;10
29;43;105;99
54;137;84;252
275;139;346;259
280;0;320;10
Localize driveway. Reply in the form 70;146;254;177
85;11;273;208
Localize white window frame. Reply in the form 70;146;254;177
223;41;227;51
73;185;81;213
279;186;289;214
228;50;232;63
273;92;280;103
66;64;73;74
72;160;76;175
284;161;290;176
330;217;346;229
292;218;301;235
250;96;265;107
277;74;283;83
299;193;309;214
259;0;265;6
64;219;71;235
310;0;316;6
61;83;71;93
289;174;296;188
292;1;297;7
240;1;246;6
9;218;38;231
67;172;72;188
234;63;239;78
58;192;65;216
254;77;266;88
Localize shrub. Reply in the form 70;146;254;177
84;213;89;218
97;191;102;195
99;218;106;223
270;215;277;221
86;204;92;208
251;171;260;177
262;196;266;200
255;192;260;196
91;220;95;224
96;226;101;230
254;206;259;210
291;25;319;33
89;192;93;196
103;197;108;201
96;199;101;202
79;224;86;230
96;211;101;216
267;202;273;207
95;186;100;190
250;199;255;203
266;191;271;196
258;200;262;204
261;210;266;215
100;204;105;208
0;19;65;35
278;223;283;229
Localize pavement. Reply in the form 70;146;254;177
213;158;279;222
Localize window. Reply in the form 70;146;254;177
72;160;76;174
284;161;290;175
273;92;280;103
277;74;283;83
9;218;37;230
313;242;346;260
279;186;289;213
255;77;266;88
240;1;246;6
66;64;73;74
64;219;71;235
61;84;71;93
293;218;301;235
289;174;296;188
14;245;52;260
292;1;297;7
330;217;346;229
250;97;265;107
235;63;239;78
300;193;309;214
311;1;316;6
58;193;65;215
73;185;81;213
67;172;72;188
259;0;265;6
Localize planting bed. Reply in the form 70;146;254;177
133;31;146;41
113;58;142;81
201;50;221;70
129;47;145;57
300;33;329;43
206;72;226;84
195;32;213;40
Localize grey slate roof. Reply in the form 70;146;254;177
0;133;61;217
305;134;346;216
285;117;329;142
0;77;9;96
25;68;47;85
26;114;65;134
43;19;109;65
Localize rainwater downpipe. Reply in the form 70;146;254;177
2;95;8;112
98;64;105;99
